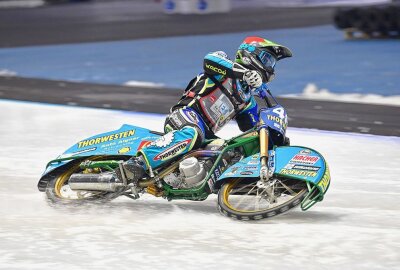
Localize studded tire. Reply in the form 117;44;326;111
217;178;308;221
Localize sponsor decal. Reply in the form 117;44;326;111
279;168;317;178
187;111;199;124
317;166;330;192
153;139;191;161
205;64;226;76
150;132;175;148
293;165;320;172
209;94;217;103
290;154;320;165
214;163;227;180
244;166;258;170
267;115;287;130
171;113;183;127
268;150;275;169
118;147;131;154
242;57;251;65
225;166;239;176
240;171;253;176
226;167;239;175
284;163;320;172
299;149;312;155
78;130;135;148
248;160;259;165
231;167;239;173
214;167;222;179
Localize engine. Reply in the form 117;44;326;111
163;157;207;189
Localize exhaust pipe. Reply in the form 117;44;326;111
68;172;123;192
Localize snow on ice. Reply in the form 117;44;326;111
0;100;399;270
284;83;400;107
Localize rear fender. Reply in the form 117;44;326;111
38;124;161;191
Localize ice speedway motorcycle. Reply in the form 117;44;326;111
37;84;331;221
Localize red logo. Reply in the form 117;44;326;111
290;155;319;165
136;140;152;151
209;95;216;103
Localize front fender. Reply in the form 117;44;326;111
216;146;331;210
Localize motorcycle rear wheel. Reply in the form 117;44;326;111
45;158;121;204
218;177;308;221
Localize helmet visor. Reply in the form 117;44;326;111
258;51;276;69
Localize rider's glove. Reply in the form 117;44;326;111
243;70;262;89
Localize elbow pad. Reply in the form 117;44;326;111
232;62;248;80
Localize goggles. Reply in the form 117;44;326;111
258;51;276;69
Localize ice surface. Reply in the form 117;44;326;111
0;100;399;270
0;0;44;9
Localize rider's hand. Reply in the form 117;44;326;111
243;70;262;89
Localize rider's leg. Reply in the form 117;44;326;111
139;126;201;169
121;108;206;181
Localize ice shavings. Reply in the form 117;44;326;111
0;69;17;77
282;83;400;107
124;80;165;88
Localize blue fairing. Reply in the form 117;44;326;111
274;146;327;185
259;105;288;137
43;124;160;175
217;146;327;189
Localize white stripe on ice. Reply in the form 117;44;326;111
0;99;399;270
283;83;400;107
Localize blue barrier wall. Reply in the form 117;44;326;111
0;25;399;95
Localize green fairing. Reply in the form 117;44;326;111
80;160;120;172
300;162;331;210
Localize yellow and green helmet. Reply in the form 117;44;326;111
236;36;292;82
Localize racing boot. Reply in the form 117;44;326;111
115;156;147;183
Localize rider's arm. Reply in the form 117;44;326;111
235;96;259;132
203;51;248;79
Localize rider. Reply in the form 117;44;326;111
121;36;292;182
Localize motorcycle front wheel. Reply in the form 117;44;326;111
217;177;308;221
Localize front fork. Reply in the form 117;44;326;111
259;127;269;181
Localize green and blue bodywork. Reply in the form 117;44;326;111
38;103;330;210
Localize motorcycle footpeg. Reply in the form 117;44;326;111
114;159;146;185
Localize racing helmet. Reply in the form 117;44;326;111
235;36;292;83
